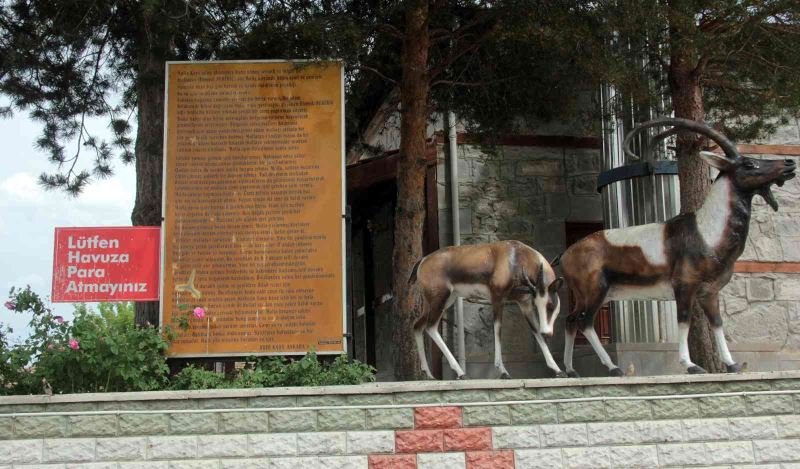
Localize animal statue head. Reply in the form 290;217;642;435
623;117;796;211
521;263;563;336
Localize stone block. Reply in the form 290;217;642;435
728;416;778;439
490;388;538;402
510;404;557;424
0;439;43;463
395;429;443;453
746;277;774;301
722;380;772;392
296;395;347;407
169;413;218;434
775;278;800;300
219;459;271;469
462;406;510;426
317;455;368;469
118;414;169;436
537;386;583;400
68;463;118;469
603;399;651;421
414;406;462;429
519;198;547;218
269;410;315;432
68;415;117;437
368;454;416;469
297;431;345;455
746;394;795;415
196;434;248;458
118;400;196;411
346;431;394;454
166;460;219;469
393;391;442;405
705;441;755;464
0;418;11;439
15;416;67;438
219;412;269;433
118;462;168;469
248;433;297;457
583;385;632;398
465;450;514;469
346;394;396;407
771;378;800;390
608;445;659;468
514;448;562;469
632;384;678;396
417;452;466;469
43;438;95;463
269;457;320;469
724;295;750;315
657;442;707;466
146;435;197;460
557;401;605;422
562;446;610;469
517;160;562;177
540;423;588;447
753;438;800;463
45;403;97;413
776;414;800;437
588;420;682;445
443;427;492;451
492;425;539;449
538;177;567;193
248;396;297;408
651;398;700;419
95;437;146;461
366;409;414;430
570;175;597;195
565;150;601;175
699;396;747;417
199;398;248;410
682;418;731;441
318;409;365;431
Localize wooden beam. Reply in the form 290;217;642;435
734;261;800;273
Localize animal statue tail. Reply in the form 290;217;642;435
408;258;423;285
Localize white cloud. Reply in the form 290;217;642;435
0;172;45;205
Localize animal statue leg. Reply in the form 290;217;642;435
699;293;740;372
414;324;434;380
533;331;566;377
413;292;455;380
424;294;465;379
564;322;579;377
582;326;622;376
674;282;705;374
492;300;511;379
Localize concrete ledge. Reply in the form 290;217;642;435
0;370;798;406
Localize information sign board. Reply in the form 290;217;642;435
161;61;345;357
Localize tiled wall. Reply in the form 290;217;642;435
0;372;798;467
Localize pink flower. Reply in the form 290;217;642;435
68;338;79;350
54;316;64;324
193;307;206;319
4;301;14;310
47;344;54;350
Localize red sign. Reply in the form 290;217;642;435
52;227;161;302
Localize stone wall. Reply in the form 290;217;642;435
436;141;603;379
0;372;798;468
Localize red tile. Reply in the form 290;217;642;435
395;429;444;453
369;454;417;469
444;427;493;451
467;450;515;469
415;406;463;429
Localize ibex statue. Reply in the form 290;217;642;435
409;240;564;379
560;118;796;376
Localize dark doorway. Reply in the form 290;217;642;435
564;222;612;345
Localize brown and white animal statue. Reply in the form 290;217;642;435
559;117;796;376
408;240;564;379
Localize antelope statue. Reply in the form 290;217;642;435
408;240;565;379
559;117;796;376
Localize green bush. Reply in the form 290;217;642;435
2;286;375;394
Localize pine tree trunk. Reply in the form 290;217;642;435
668;47;725;374
391;0;430;381
132;18;169;327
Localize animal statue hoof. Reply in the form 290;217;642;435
726;363;742;373
554;371;568;378
608;367;624;377
500;372;512;379
456;374;467;380
567;370;581;378
687;365;707;374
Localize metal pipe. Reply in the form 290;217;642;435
447;111;466;372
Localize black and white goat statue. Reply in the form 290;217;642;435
559;117;796;376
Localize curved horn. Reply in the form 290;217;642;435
622;117;740;162
538;261;546;287
522;267;536;289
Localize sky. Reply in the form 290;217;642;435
0;109;137;340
